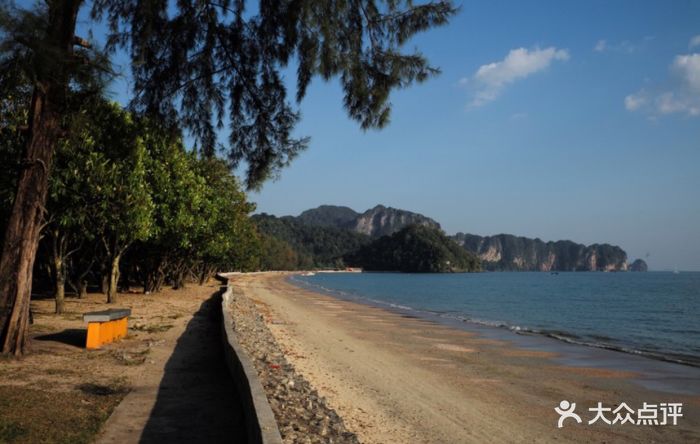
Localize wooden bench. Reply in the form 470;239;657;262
83;308;131;349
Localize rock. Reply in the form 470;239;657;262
228;289;360;444
629;259;648;272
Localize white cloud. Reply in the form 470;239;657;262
690;35;700;49
625;52;700;118
656;92;700;116
593;37;651;54
672;53;700;92
624;91;647;111
463;47;570;107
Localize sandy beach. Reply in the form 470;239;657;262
233;272;700;443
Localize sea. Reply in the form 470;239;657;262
292;271;700;368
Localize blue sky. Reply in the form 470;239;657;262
72;1;700;270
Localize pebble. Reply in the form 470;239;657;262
229;288;359;444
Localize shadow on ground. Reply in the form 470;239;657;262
140;292;248;443
34;329;86;348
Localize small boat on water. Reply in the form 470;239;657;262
301;271;316;276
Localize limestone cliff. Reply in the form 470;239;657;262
349;205;440;238
452;233;628;272
288;204;632;272
294;204;440;238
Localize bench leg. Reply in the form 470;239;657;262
86;322;102;349
114;318;124;339
121;317;128;338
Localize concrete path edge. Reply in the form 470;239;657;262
218;273;284;444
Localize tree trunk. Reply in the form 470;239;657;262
54;256;65;314
74;259;93;299
101;273;109;294
199;264;215;285
50;230;66;314
107;253;121;304
78;280;87;299
0;95;58;355
174;267;186;290
0;0;83;356
155;272;165;293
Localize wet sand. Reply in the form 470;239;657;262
234;272;700;443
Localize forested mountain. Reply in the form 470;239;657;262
296;205;359;228
292;204;440;237
452;233;629;272
345;225;481;273
258;204;634;272
252;214;371;269
349;205;441;237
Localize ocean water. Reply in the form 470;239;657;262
292;272;700;366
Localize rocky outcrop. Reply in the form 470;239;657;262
452;233;628;272
350;205;440;238
296;205;359;229
294;204;440;238
629;259;648;272
284;204;633;273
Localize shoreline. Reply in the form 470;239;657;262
234;272;700;443
288;274;700;396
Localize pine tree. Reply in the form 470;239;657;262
0;0;456;355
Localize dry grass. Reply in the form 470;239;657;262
0;283;217;443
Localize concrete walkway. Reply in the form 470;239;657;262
98;294;247;443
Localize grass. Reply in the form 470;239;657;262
131;323;173;333
0;382;127;444
111;347;150;366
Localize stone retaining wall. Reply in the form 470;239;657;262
217;273;283;444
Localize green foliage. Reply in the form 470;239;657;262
253;213;370;269
346;225;481;273
257;233;310;271
0;86;27;249
0;2;112;114
0;92;261;293
58;102;155;257
2;0;459;295
296;205;359;228
91;0;457;187
123;121;262;290
192;157;260;271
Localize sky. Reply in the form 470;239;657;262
69;1;700;270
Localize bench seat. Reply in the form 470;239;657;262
84;308;131;349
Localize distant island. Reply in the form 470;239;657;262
253;204;648;273
629;259;649;272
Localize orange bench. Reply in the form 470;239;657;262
83;308;131;349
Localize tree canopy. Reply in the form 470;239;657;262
0;0;456;355
93;0;457;187
346;225;482;273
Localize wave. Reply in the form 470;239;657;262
289;275;700;368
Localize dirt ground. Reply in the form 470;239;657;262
0;282;221;444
